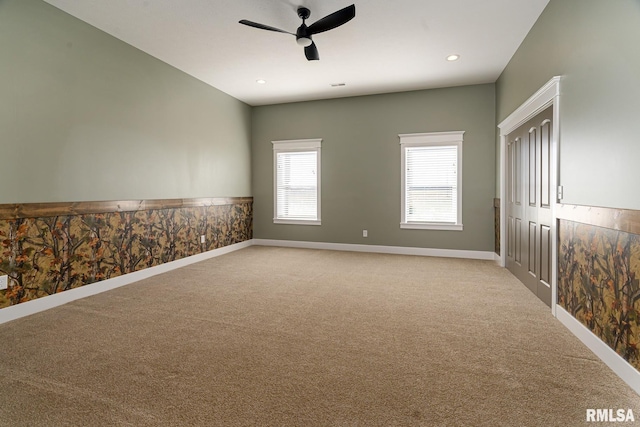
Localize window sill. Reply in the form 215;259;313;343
274;219;322;226
400;222;463;231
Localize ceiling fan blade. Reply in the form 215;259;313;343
239;20;295;35
307;4;355;35
305;42;319;61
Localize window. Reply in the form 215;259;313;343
272;138;321;225
400;131;464;230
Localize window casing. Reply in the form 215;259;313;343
400;131;464;231
272;139;322;225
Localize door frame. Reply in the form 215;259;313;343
498;76;561;316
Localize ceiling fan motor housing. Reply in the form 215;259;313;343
297;7;311;20
296;24;312;45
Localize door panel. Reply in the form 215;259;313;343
515;218;522;264
528;222;536;274
506;107;553;307
508;216;514;258
529;128;537;206
541;120;551;208
508;142;514;203
540;225;551;284
515;138;522;206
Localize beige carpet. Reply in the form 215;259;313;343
0;246;638;426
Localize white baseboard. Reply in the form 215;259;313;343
0;240;252;325
556;306;640;395
252;239;496;260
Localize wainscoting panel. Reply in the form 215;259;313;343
557;204;640;372
0;198;252;309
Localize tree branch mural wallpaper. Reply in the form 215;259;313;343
0;201;252;309
558;219;640;371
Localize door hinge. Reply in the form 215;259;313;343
557;185;564;200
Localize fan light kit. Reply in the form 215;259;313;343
239;4;356;61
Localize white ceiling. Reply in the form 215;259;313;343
42;0;550;106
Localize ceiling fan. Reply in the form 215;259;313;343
239;4;356;61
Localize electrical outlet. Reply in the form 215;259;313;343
362;230;368;238
0;275;8;291
200;235;206;244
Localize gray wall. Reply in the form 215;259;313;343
0;0;251;204
252;84;496;251
496;0;640;210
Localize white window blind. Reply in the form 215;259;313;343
276;151;317;220
272;139;321;225
405;145;458;223
400;131;463;231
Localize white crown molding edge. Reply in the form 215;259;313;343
272;138;322;150
398;131;465;145
498;76;561;135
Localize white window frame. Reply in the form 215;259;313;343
272;138;322;226
399;131;464;231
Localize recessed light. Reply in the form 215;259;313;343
446;54;460;61
256;79;267;84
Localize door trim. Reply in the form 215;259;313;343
498;76;561;315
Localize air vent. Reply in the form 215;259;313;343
330;83;346;87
